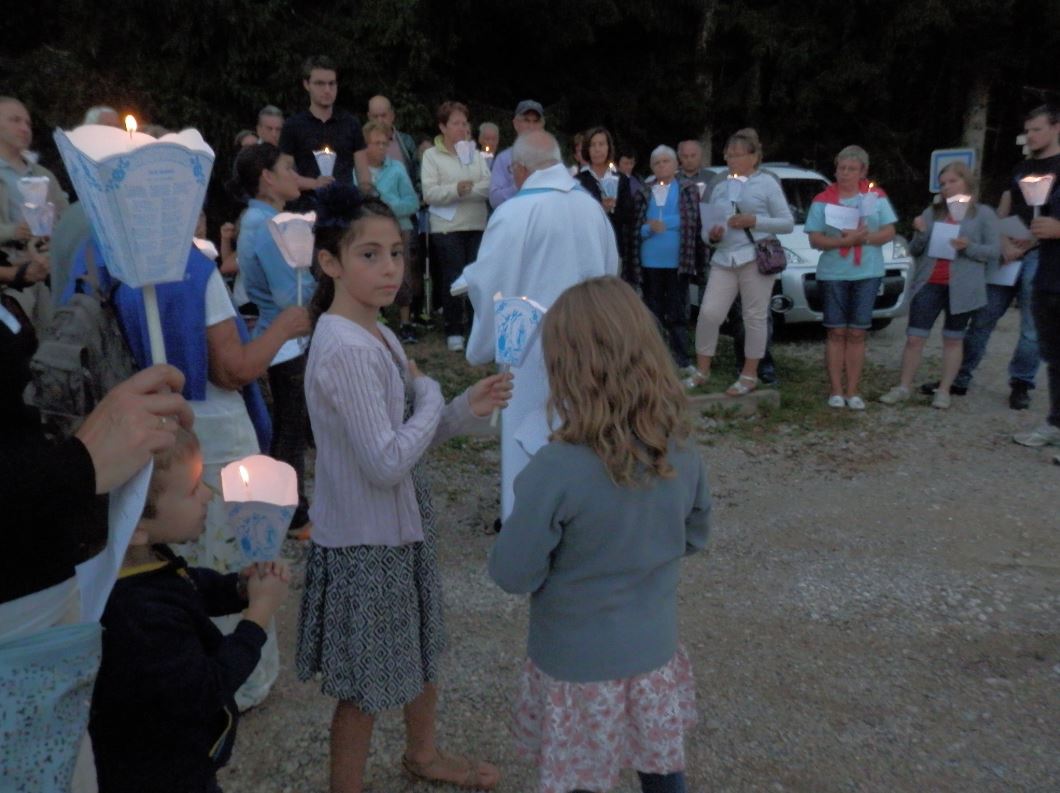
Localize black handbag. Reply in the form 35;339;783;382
737;205;787;275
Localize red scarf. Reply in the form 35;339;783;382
812;179;888;265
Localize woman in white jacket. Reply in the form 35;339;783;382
688;128;794;395
420;101;491;351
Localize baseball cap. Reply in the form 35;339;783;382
514;100;544;118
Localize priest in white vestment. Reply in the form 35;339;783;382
461;131;620;520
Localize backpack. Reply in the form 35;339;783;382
27;245;138;438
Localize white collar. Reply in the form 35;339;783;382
523;163;578;193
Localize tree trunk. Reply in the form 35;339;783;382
962;77;990;184
694;0;719;163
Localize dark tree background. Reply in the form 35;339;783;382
2;0;1058;227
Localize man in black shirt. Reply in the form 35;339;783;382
279;55;371;210
1013;106;1060;452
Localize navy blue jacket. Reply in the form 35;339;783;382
90;546;266;793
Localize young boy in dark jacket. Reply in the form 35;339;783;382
89;428;289;793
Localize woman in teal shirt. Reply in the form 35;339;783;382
805;145;897;410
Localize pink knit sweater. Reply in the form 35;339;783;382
306;314;485;547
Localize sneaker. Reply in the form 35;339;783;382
919;380;967;396
932;391;951;409
1009;382;1031;410
879;385;911;405
399;323;418;344
1012;423;1060;447
827;394;846;408
446;335;464;352
845;395;866;410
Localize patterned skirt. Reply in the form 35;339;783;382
511;646;697;793
295;464;446;713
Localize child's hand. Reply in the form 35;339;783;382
244;567;289;628
468;371;514;418
255;560;291;583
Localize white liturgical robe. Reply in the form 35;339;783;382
462;163;619;519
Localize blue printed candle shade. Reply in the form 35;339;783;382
494;295;547;367
53;126;215;288
226;501;292;563
601;173;619;199
220;455;298;565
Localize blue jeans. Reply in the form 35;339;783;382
572;771;686;793
956;248;1040;389
1032;290;1060;428
819;277;882;330
906;283;973;339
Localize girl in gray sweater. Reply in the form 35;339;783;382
489;276;711;793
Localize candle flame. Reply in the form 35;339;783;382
125;115;137;135
239;465;250;487
868;181;875;189
323;146;332;154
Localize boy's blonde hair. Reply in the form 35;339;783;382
542;276;690;486
142;426;200;520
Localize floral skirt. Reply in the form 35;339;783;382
512;645;697;793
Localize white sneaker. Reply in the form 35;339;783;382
446;335;464;352
827;394;846;408
1013;423;1060;447
846;395;866;410
879;385;911;405
932;391;951;409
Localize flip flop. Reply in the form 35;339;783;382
725;374;758;397
402;750;500;790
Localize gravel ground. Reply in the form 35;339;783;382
219;309;1059;793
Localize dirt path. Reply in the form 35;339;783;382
220;309;1058;793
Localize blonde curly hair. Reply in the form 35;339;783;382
542;276;691;486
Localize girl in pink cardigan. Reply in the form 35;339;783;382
296;184;511;793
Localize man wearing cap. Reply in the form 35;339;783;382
464;130;618;523
488;100;545;209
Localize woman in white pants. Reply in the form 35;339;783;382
686;129;793;395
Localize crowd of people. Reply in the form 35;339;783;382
0;49;1058;793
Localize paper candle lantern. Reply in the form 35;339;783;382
947;194;972;223
652;182;671;208
695;181;708;199
267;212;316;306
491;293;547;426
455;139;476;166
220;455;298;564
600;173;619;199
1018;174;1055;218
19;176;55;236
313;147;335;178
53;121;215;365
18;176;49;207
859;183;879;217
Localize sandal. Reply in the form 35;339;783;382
681;368;709;390
725;374;758;397
402;750;500;790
